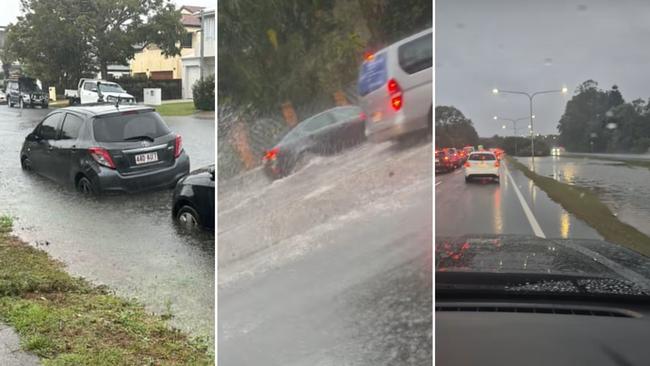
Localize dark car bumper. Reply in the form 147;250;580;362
94;152;190;193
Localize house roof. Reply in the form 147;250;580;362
181;14;201;27
180;5;205;14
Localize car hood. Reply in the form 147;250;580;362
436;235;650;290
181;164;215;186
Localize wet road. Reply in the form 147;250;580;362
0;106;214;340
218;137;432;365
519;155;650;237
435;159;601;240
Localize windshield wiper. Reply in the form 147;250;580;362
123;135;155;142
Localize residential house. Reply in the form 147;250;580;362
130;5;204;83
181;9;215;99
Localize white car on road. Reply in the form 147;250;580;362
464;151;500;183
357;28;432;142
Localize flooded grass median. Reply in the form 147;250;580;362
0;215;213;364
508;157;650;257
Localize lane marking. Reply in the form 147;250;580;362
505;166;546;238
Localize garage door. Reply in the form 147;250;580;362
184;66;200;99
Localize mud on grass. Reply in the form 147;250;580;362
508;158;650;257
0;215;213;365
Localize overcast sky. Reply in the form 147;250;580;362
0;0;215;27
436;0;650;137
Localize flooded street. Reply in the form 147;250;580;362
218;136;432;365
0;106;214;341
519;156;650;237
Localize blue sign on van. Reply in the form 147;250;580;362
357;54;387;97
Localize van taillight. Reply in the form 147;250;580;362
88;147;115;169
174;135;183;158
387;78;403;111
263;147;279;161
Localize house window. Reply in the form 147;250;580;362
181;32;193;48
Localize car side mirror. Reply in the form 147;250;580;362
27;133;41;142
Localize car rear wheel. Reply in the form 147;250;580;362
177;205;201;229
77;176;98;196
465;176;471;183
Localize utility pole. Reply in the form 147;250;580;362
199;9;204;81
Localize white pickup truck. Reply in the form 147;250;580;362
64;79;136;105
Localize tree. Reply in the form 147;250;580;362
5;0;185;86
435;106;479;148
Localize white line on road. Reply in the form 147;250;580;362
505;167;546;238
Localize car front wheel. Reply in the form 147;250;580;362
21;157;32;171
177;205;201;229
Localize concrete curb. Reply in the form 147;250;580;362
0;323;40;366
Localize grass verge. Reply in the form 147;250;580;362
154;101;196;116
0;215;213;365
507;157;650;257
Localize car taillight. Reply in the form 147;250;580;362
88;147;115;169
464;162;471;167
263;147;279;161
495;161;500;167
174;135;183;158
359;112;367;121
444;156;449;161
387;78;403;111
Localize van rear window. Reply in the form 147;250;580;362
357;53;387;96
93;112;170;142
398;33;432;74
469;153;496;161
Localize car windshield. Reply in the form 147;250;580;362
21;80;41;92
437;0;650;299
92;111;170;142
218;0;432;364
98;83;125;93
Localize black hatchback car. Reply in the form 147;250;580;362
172;164;214;230
262;105;367;179
20;104;190;195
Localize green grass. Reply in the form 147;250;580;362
0;216;213;365
153;102;196;116
507;157;650;257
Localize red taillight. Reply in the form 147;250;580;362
444;156;449;161
387;78;403;111
88;147;115;169
263;147;279;161
174;135;183;158
464;162;470;167
494;161;500;167
359;112;367;121
364;52;374;61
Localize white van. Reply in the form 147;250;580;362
357;28;432;142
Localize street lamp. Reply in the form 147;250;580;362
492;86;568;159
494;115;528;155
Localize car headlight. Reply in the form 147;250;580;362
107;96;117;102
22;95;30;101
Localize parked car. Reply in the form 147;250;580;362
435;150;455;172
262;105;367;180
7;77;49;108
444;147;462;168
357;28;432;142
464;151;500;183
20;104;189;195
65;79;135;105
172;164;214;230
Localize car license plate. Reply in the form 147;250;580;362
135;152;158;165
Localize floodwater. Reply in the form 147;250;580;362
519;155;650;237
0;106;214;341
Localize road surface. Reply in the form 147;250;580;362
436;159;601;240
219;136;432;365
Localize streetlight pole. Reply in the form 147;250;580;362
492;87;568;160
493;116;528;156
